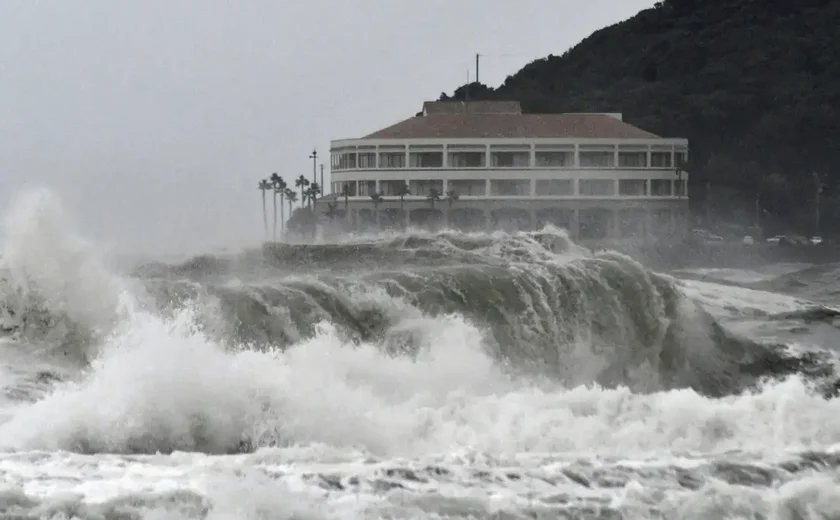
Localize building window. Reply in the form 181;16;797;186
618;151;647;168
448;179;486;196
409;179;443;196
331;153;340;170
675;150;688;168
490;179;530;196
535;179;572;195
651;151;671;168
579;151;615;168
490;151;530;168
650;179;672;196
380;180;409;196
338;152;357;170
535;151;573;167
358;152;376;169
579;179;614;196
618;179;647;196
358;180;377;196
338;181;357;197
448;151;485;168
409;151;443;168
379;152;406;168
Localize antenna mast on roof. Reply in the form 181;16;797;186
464;68;470;110
476;53;480;84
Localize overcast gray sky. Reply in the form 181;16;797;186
0;0;655;256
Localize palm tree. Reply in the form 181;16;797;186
269;173;282;240
275;176;288;236
309;182;322;208
370;191;384;227
303;186;313;208
396;182;411;230
284;188;297;219
258;179;272;238
446;189;459;209
397;182;411;209
295;175;310;208
427;187;442;209
446;189;460;228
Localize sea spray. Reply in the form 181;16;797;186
1;193;838;397
0;189;141;360
2;189;840;517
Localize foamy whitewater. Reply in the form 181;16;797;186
1;189;840;519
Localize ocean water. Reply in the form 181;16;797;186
1;189;840;519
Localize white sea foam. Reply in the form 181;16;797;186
1;188;839;518
3;296;840;460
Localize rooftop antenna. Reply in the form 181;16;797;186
464;68;470;111
476;53;481;84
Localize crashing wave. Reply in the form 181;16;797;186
0;189;839;459
2;213;836;399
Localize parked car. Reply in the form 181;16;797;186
742;236;754;245
811;236;823;245
766;235;787;244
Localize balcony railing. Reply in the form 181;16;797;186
330;145;687;172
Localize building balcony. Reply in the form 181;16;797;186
330;141;687;172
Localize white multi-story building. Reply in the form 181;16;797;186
324;100;688;241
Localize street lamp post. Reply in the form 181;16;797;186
309;149;318;210
309;149;318;186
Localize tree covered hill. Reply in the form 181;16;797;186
441;0;840;231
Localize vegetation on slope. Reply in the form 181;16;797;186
441;0;840;234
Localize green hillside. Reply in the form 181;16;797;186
441;0;840;233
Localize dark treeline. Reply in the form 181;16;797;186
441;0;840;235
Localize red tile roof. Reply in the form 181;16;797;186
364;112;661;140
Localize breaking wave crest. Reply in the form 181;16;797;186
0;189;839;459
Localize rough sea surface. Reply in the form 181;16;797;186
1;189;840;519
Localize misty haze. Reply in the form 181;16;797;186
1;1;839;518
